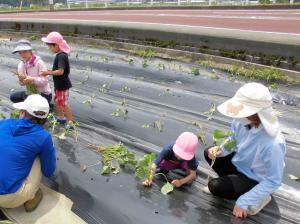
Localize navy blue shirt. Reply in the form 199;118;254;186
154;144;199;170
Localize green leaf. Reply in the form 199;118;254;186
161;182;174;195
223;140;237;152
135;153;155;180
213;129;234;140
26;84;38;95
0;221;14;224
101;165;111;175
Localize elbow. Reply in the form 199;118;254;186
43;166;56;178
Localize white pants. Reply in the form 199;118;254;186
0;158;42;208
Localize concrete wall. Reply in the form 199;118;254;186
1;19;299;70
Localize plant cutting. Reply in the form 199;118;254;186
142;59;149;68
142;119;164;132
207;130;236;178
10;110;20;119
203;103;216;121
12;71;38;95
190;67;200;76
136;153;174;195
53;121;79;142
47;113;59;132
98;83;111;93
111;99;129;119
88;143;137;175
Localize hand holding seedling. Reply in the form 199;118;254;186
142;163;156;187
171;179;182;188
23;76;35;85
142;179;153;187
208;146;222;160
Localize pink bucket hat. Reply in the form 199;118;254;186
41;32;71;54
173;132;198;160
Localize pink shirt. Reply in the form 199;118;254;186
17;55;52;95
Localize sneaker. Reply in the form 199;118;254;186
247;196;272;216
24;188;43;212
202;185;211;194
65;122;75;131
56;118;67;125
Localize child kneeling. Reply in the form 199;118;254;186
143;132;199;188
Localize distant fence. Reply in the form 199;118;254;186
1;0;299;11
60;0;297;9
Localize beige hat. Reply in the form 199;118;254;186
217;83;279;137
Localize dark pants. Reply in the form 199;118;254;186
10;91;52;105
204;148;258;200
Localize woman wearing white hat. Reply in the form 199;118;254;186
203;83;286;218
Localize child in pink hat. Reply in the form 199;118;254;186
41;32;74;130
143;132;199;188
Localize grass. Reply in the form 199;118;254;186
199;60;289;84
190;67;200;76
133;49;156;59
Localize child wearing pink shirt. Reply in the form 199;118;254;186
10;40;52;104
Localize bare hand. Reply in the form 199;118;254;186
233;205;248;219
23;76;35;85
171;179;182;188
208;146;222;160
143;179;152;187
17;73;26;81
41;71;50;76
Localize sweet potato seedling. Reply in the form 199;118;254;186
98;83;111;93
203;103;216;121
111;99;129;119
136;153;174;195
142;119;164;132
0;113;6;119
88;143;137;175
191;67;200;76
10;110;20;119
142;60;149;68
207;130;236;178
120;85;131;93
12;71;38;95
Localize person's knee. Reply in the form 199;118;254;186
10;93;17;102
208;178;222;196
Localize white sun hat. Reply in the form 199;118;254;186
12;39;33;54
217;82;279;137
13;94;49;119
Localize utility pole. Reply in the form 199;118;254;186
49;0;54;11
19;0;23;11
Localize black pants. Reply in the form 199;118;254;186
204;148;258;200
10;91;52;105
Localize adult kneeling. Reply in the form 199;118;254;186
204;83;286;218
0;95;56;212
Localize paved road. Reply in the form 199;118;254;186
0;9;300;35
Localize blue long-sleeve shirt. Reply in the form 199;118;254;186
220;120;286;209
0;119;56;195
